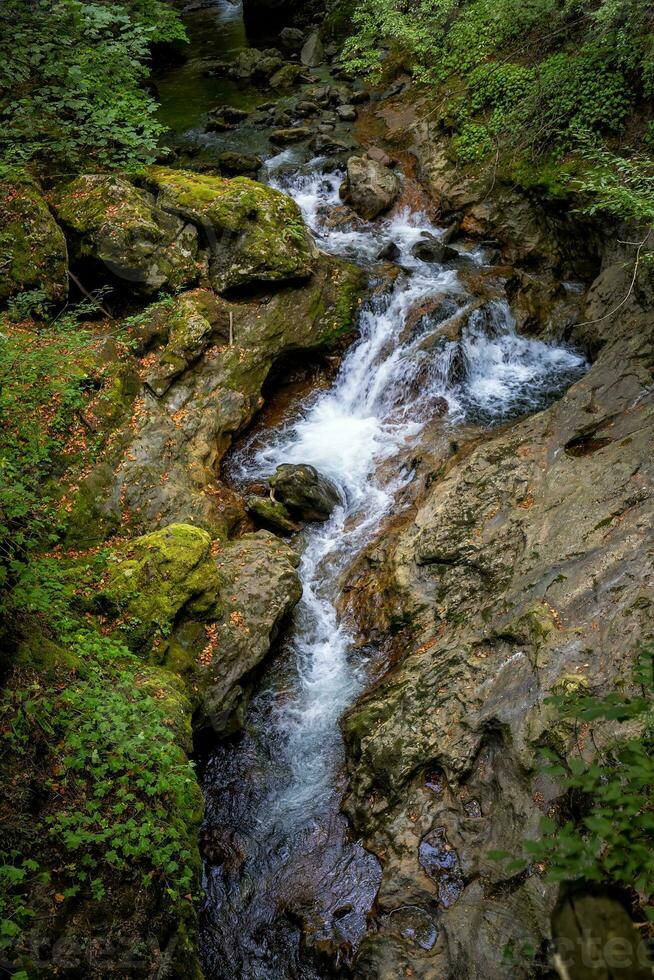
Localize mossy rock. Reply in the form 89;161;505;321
247;494;298;534
0;178;68;304
144;166;318;292
52;174;204;295
102;524;221;650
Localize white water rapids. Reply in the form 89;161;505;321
200;157;587;978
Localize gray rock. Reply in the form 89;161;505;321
340;155;402;220
336;104;357;122
301;32;325;68
247;495;298;535
295;100;320;116
217;152;262;177
279;27;305;54
411;233;459;264
270;463;341;522
270;127;312;145
377;241;401;262
311;134;353;155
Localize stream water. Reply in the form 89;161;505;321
198;164;587;977
170;4;589;976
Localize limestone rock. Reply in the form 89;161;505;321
102;524;219;650
301;32;325;68
100;524;301;735
270;64;305;91
144;166;317;292
192;531;302;733
341;256;654;977
270;127;313;145
0;178;68;304
217;151;262;178
279;27;305;54
270;463;341;521
341;156;402;220
247;495;299;534
411;233;459;264
52;174;202;295
68;256;365;542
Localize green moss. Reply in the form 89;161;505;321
0;179;68;303
145;167;316;292
103;524;220;651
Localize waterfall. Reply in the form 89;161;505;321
200;158;587;978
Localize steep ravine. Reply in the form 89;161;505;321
189;89;608;980
148;4;654;979
1;3;652;978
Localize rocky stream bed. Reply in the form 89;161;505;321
1;1;653;978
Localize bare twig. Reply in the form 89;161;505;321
68;270;111;318
575;228;652;328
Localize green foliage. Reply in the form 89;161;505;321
572;139;654;226
345;0;654;171
0;0;187;173
0;854;47;957
0;295;110;584
490;649;654;918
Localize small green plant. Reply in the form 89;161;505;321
490;648;654;920
5;289;52;322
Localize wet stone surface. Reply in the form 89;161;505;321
418;827;464;908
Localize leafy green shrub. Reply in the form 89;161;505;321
344;0;652;173
453;123;493;163
491;649;654;921
0;0;186;172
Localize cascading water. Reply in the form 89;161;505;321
199;158;588;978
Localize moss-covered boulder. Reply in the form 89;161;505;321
0;178;68;304
247;494;299;534
102;524;220;649
144;166;317;292
190;531;302;734
270;463;341;521
101;525;301;734
52;174;204;295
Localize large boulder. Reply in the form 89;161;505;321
341;156;402;220
100;524;302;735
301;32;325;68
144;167;317;292
270;463;341;521
0;178;68;304
52;174;202;295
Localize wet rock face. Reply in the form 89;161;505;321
270;463;341;521
341;155;402;220
342;256;654;977
0;178;68;304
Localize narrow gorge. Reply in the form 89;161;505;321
0;1;652;979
